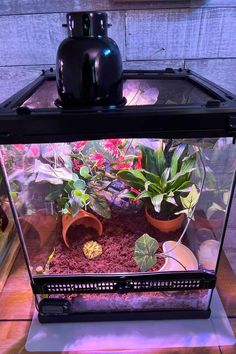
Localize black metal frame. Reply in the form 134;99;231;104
1;67;236;322
1;68;236;144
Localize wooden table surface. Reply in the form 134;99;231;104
0;250;236;354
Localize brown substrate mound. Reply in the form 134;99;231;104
49;210;184;275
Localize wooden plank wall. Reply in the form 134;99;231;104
1;0;236;102
0;0;235;270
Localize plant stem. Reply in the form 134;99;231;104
157;253;187;271
159;146;206;258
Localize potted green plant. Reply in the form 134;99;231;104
36;161;111;248
117;141;199;232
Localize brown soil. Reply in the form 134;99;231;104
49;210;184;275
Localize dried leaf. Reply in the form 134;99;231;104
83;241;103;260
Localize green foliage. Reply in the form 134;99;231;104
45;166;111;219
134;233;159;272
118;142;198;216
175;185;200;218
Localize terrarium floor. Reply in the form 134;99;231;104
0;250;236;354
50;211;170;275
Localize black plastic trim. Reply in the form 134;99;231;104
32;271;216;295
38;308;211;323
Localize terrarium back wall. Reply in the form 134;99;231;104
0;0;236;268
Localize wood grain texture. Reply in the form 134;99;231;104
0;11;125;66
217;252;236;317
124;59;184;70
1;1;236;15
0;250;34;320
0;237;19;293
126;8;236;60
185;59;236;95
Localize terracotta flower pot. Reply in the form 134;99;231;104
145;207;184;233
62;209;103;248
20;210;58;248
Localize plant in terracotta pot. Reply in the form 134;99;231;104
40;163;112;248
30;142;113;248
117;141;200;232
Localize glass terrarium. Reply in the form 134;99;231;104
0;68;236;323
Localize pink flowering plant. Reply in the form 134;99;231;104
30;139;138;218
71;139;136;175
3;140;141;218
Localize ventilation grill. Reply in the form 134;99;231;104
38;278;207;295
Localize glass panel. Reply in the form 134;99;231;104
20;78;216;109
46;289;212;313
0;170;18;293
1;138;235;283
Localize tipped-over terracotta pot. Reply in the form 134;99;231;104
20;210;57;248
145;207;184;233
62;209;103;248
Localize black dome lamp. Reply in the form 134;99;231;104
56;12;125;107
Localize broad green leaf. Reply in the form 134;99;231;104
175;181;193;192
134;233;159;272
139;145;157;174
57;197;69;209
155;140;166;176
180;152;197;174
117;170;146;190
180;185;199;210
64;180;75;193
142;171;161;187
170;144;187;178
151;194;164;213
89;194;111;219
145;181;152;191
73;189;83;197
137;190;151;199
168;168;195;184
80;166;91;179
70;196;83;217
160;167;170;188
80;193;90;206
74;179;86;190
120;191;139;199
